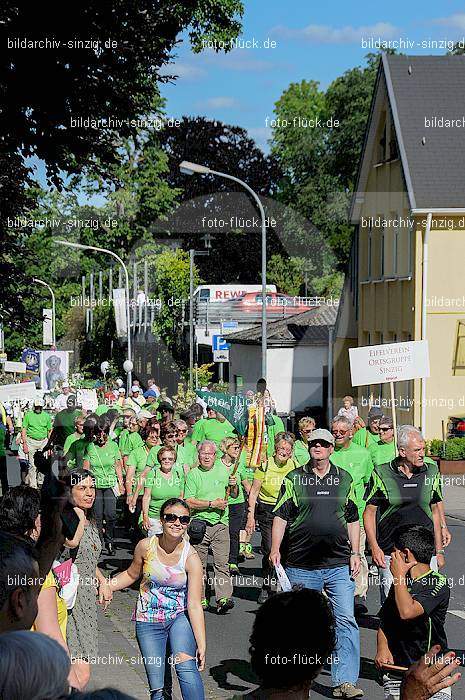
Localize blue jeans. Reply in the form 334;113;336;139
286;565;360;687
136;613;204;700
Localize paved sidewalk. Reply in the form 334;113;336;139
444;480;465;520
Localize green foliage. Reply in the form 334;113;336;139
267;255;305;295
171;383;197;413
194;363;215;388
429;437;465;460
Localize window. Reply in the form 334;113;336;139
453;321;465;376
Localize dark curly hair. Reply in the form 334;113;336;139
249;589;336;691
0;486;41;538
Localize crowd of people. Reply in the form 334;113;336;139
0;381;461;700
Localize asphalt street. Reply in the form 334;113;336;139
5;454;465;699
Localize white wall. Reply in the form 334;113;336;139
229;343;327;414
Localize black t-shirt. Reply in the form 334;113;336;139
364;459;443;553
273;463;359;570
379;570;450;667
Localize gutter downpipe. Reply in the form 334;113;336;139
421;212;432;435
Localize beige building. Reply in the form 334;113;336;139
334;53;465;438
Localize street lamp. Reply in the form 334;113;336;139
180;160;268;379
54;240;133;391
189;249;209;389
33;278;56;347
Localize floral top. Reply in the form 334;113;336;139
134;536;190;623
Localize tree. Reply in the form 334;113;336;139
267;255;305;296
0;1;244;327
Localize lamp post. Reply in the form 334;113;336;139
33;278;56;347
189;248;209;389
180;160;268;380
54;240;133;390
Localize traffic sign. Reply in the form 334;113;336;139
221;321;239;334
213;349;230;363
212;334;230;351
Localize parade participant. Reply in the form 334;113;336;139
352;406;382;449
180;408;199;444
65;415;95;470
174;418;197;473
0;419;8;495
141;446;185;536
53;381;72;412
158;400;175;426
126;426;162;539
246;435;295;604
130;385;146;408
0;531;40;633
235;589;336;700
376;526;452;700
63;414;85;455
191;405;236;446
270;428;363;699
330;415;374;616
218;436;252;574
119;414;144;472
21;397;53;488
63;469;113;689
108;498;206;700
368;414;396;466
137;409;153;432
337;396;359;423
364;425;447;605
293;416;314;466
83;417;125;555
48;395;82;449
184;440;236;613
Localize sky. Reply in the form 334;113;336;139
28;0;465;197
159;0;465;150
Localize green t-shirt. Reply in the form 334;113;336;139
95;404;110;416
266;415;285;456
176;441;197;470
369;439;396;467
23;410;52;440
126;444;151;494
330;442;374;521
293;439;310;467
214;457;247;506
0;427;5;458
352;427;379;449
146;444;162;468
184;461;231;525
84;439;122;489
119;429;143;456
144;465;185;519
65;437;90;470
53;409;81;445
191;417;236;446
63;432;82;455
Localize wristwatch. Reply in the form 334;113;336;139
437;549;445;555
350;552;361;557
208;501;212;508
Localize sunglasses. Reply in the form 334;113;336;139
309;440;332;448
379;426;393;432
332;429;349;435
163;513;190;525
176;429;188;435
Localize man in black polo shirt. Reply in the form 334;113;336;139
364;425;446;605
270;429;363;699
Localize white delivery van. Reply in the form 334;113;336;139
194;284;277;303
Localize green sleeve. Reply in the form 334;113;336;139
183;470;199;500
126;448;139;468
112;442;122;461
46;414;52;430
191;420;205;443
23;413;30;429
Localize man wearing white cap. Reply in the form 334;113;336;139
21;398;53;488
53;381;72;412
128;385;146;409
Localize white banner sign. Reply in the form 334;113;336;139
43;308;53;345
0;381;37;404
113;288;127;337
349;340;430;387
76;389;98;412
3;361;27;373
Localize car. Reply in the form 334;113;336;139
231;292;315;314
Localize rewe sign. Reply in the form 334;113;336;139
349;340;430;387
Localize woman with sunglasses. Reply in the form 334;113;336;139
126;425;162;541
218;437;252;575
141;446;185;536
107;498;206;700
83;416;125;556
174;419;197;475
119;414;144;474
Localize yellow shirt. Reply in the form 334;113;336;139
254;456;295;505
32;570;68;640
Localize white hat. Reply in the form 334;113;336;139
115;378;124;387
131;385;140;392
33;397;44;407
62;381;70;388
118;388;126;394
138;409;153;419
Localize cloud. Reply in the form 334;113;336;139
196;96;242;109
432;13;465;31
203;49;276;72
271;21;398;44
247;127;272;152
158;62;206;81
